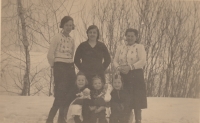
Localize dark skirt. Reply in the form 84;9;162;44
46;62;76;123
53;62;76;99
121;69;147;109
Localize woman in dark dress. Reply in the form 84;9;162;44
74;25;111;89
74;25;111;123
113;28;147;123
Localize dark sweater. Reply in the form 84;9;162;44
74;41;111;75
110;89;131;114
90;89;107;107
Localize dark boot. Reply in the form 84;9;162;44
134;109;142;123
46;119;53;123
46;106;59;123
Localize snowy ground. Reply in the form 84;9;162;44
0;96;199;123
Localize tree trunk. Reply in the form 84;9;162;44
17;0;30;96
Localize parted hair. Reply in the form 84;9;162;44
112;73;124;89
92;75;102;83
76;71;88;85
86;25;100;41
125;28;139;43
60;16;74;29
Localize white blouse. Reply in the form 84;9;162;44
47;33;75;66
113;42;146;70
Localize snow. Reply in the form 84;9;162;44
0;96;199;123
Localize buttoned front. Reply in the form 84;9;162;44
55;34;74;59
47;33;75;66
114;42;146;69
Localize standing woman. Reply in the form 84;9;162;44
113;28;147;123
46;16;76;123
74;25;111;89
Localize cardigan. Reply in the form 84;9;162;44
47;33;75;66
113;42;146;70
74;41;111;75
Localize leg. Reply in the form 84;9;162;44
119;110;132;123
74;115;82;123
82;104;91;123
56;63;76;123
46;98;61;123
88;112;97;123
134;109;142;123
57;102;67;123
109;115;119;123
98;114;108;123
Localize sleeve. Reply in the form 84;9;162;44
72;38;75;58
113;46;121;69
102;44;111;70
74;43;83;71
132;44;146;69
47;35;59;67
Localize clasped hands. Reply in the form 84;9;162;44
89;106;105;113
117;65;131;74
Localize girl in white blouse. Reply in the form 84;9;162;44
113;28;147;123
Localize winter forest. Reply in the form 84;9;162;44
1;0;200;98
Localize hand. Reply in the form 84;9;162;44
89;106;96;111
117;65;125;73
120;65;130;74
95;106;105;113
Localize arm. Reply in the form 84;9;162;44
74;44;82;71
72;38;75;58
102;44;111;70
95;106;106;113
47;36;58;67
131;44;146;69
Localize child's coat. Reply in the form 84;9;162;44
110;89;131;123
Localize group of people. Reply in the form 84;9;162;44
46;16;147;123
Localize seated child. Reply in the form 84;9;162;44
109;74;131;123
65;72;90;123
89;76;108;123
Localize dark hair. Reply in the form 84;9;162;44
92;75;102;83
76;71;88;85
112;73;123;89
60;16;74;29
125;28;139;43
86;25;100;41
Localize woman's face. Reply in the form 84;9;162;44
93;79;103;90
63;20;73;34
76;75;86;89
87;28;98;41
113;79;122;90
126;32;137;44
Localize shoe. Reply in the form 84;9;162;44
135;120;141;123
46;119;53;123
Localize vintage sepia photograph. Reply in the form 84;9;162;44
1;0;200;123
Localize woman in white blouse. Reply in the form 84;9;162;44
46;16;76;123
114;28;147;123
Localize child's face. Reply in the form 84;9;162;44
76;75;86;89
113;79;122;90
93;79;103;90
